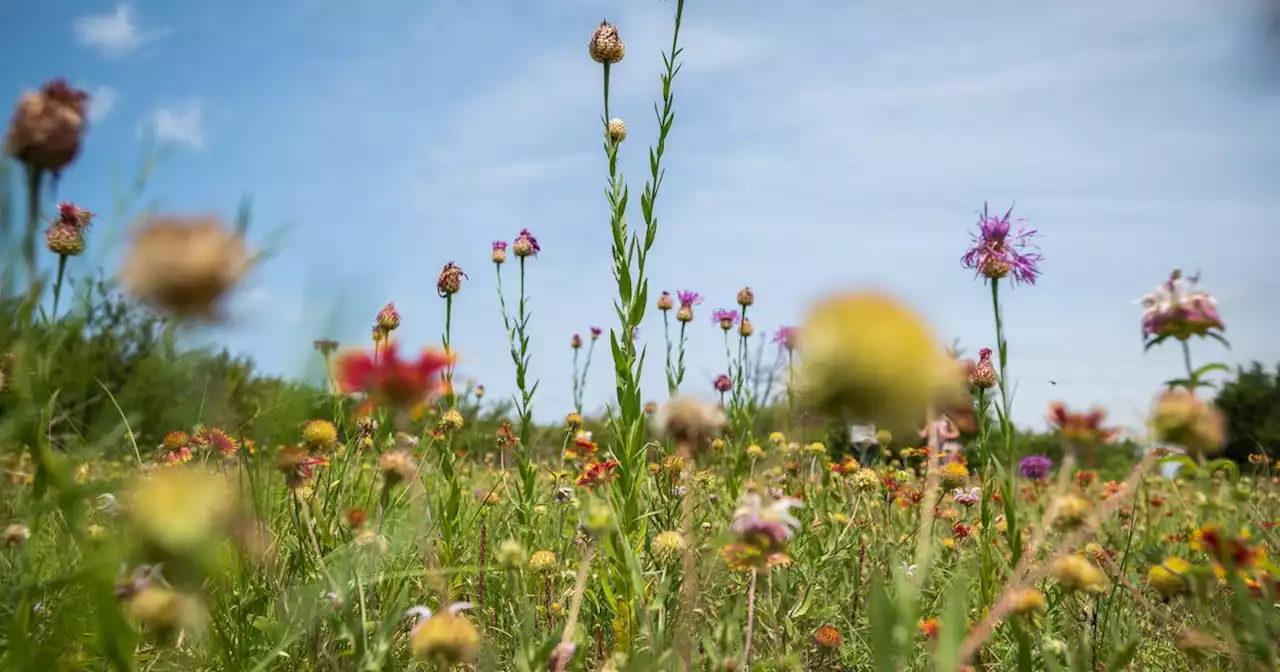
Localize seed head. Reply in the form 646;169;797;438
4;78;91;175
496;539;527;569
606;118;627;143
118;215;250;322
588;20;626;64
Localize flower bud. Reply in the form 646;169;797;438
588;20;625;64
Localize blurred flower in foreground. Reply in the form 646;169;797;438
1148;388;1225;460
773;325;798;352
730;492;802;557
406;602;479;665
1138;270;1225;346
1046;401;1118;445
4;78;91;175
335;343;450;410
1018;455;1053;481
126;467;236;561
960;202;1042;285
797;291;964;430
652;395;726;457
118;215;250;321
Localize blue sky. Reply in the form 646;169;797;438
3;0;1279;435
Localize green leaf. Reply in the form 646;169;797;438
933;574;969;672
869;573;899;672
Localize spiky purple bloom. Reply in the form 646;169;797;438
773;325;798;351
1018;455;1053;481
676;290;703;308
712;308;739;329
589;326;602;339
513;228;540;257
492;240;507;251
713;373;732;393
961;203;1043;285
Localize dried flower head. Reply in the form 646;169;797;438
606;117;627;143
118;215;250;321
436;261;467;297
5;78;91;175
378;449;418;487
588;20;626;64
797;291;964;430
3;522;30;548
961;202;1042;285
1051;554;1107;594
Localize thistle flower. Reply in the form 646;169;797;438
588;19;625;64
376;302;401;331
796;291;965;430
966;347;997;389
45;223;85;256
773;325;798;351
118;215;250;321
512;227;540;257
334;343;450;410
1018;455;1053;481
1138;270;1225;344
491;240;507;265
4;78;91;175
739;317;754;337
590;326;602;340
712;308;739;331
713;374;732;394
606;118;627;143
571;333;583;349
436;261;467;297
737;286;755;307
731;493;803;556
656;291;674;311
960;202;1043;285
406;603;479;665
675;290;702;323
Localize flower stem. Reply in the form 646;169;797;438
50;254;68;319
741;567;759;668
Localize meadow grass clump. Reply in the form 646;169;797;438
1;3;1278;671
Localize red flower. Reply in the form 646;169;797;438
576;458;621;489
335;343;451;409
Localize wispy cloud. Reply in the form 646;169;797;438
142;101;206;150
73;3;169;57
88;86;118;124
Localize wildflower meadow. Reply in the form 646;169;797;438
2;4;1280;671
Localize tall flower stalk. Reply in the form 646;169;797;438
571;328;600;414
961;202;1042;571
592;3;685;536
495;233;540;527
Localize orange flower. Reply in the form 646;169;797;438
576;458;620;489
1047;401;1118;445
813;625;842;649
335;344;451;410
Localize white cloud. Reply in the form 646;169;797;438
88;86;118;123
73;4;169;57
142;101;206;150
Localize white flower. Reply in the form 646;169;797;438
730;493;803;539
901;561;917;577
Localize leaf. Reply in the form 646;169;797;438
868;573;899;672
933;575;969;672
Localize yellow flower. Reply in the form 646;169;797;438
1050;494;1092;531
797;291;964;429
1147;557;1192;598
746;444;765;459
301;419;337;449
1008;588;1047;616
938;461;969;488
439;408;464;431
769;432;786;444
652;530;687;562
126;586;206;641
1051;554;1107;594
409;606;480;666
529;549;557;572
127;467;235;558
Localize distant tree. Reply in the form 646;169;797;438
1213;361;1280;463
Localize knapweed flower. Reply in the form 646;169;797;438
739;317;754;337
713;373;732;394
436;261;466;297
712;308;739;331
376;302;401;332
590;326;602;340
1018;455;1053;481
588;19;625;64
1051;554;1107;594
512;227;540;257
960;202;1042;285
966;347;997;389
737;286;754;307
118;215;250;321
571;333;583;350
1138;270;1225;344
773;325;798;351
656;290;674;311
797;291;965;430
730;493;803;556
1148;388;1225;459
606;117;627;143
491;240;507;264
1047;401;1118;445
42;218;84;258
406;603;479;665
4;78;91;175
675;290;702;323
335;344;450;410
1147;556;1193;598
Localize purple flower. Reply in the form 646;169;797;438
1018;455;1053;481
491;240;507;251
713;373;732;393
773;325;798;351
731;493;803;554
513;228;540;257
676;290;703;308
712;308;740;329
589;326;602;339
961;203;1043;285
